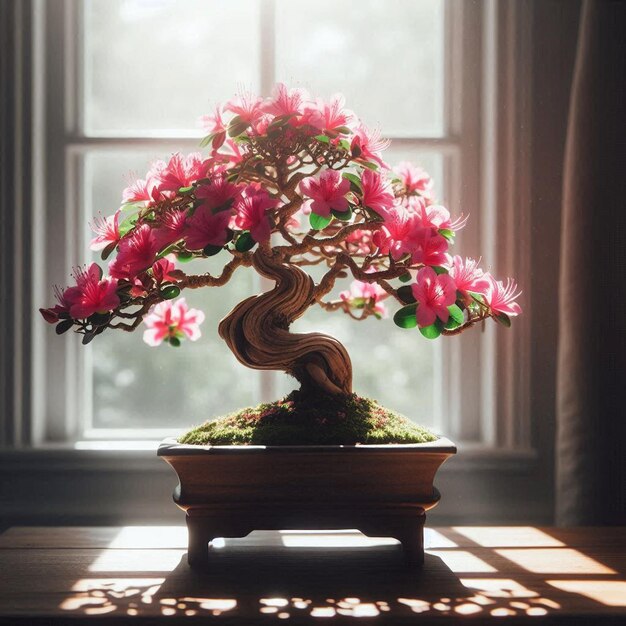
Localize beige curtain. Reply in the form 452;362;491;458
556;0;626;525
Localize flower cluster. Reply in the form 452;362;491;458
41;84;520;348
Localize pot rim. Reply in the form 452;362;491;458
157;436;457;456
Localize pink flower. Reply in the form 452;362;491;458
373;206;422;260
394;162;435;200
298;170;350;217
122;177;152;204
411;267;457;327
340;280;388;318
154;152;209;194
39;285;78;324
409;228;449;266
232;187;279;242
360;169;395;216
151;257;179;285
304;94;354;132
411;200;468;232
89;209;121;251
153;209;187;249
65;263;120;319
199;105;226;134
184;205;233;251
251;114;274;135
224;91;264;125
195;175;241;211
142;298;205;347
109;224;161;280
263;83;309;117
482;276;522;316
351;124;390;168
448;256;490;297
402;197;467;235
122;160;168;204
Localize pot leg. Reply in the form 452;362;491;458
186;516;210;568
396;511;426;565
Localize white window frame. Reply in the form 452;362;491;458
24;0;532;454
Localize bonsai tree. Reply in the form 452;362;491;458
41;85;521;444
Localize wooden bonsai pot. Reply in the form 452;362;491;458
158;438;456;568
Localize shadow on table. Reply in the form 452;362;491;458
51;527;625;623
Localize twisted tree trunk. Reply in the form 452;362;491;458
218;250;353;396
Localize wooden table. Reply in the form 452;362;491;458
0;526;624;624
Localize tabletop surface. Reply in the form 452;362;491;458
0;526;624;624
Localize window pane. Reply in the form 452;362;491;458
83;0;261;134
275;0;445;136
83;152;258;430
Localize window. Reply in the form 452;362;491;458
36;0;528;448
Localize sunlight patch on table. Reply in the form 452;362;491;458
88;549;185;572
460;578;539;598
546;580;626;607
424;528;458;548
60;578;165;614
453;526;564;547
106;526;187;549
427;549;497;573
496;548;616;575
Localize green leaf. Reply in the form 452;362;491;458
432;265;449;275
397;285;416;304
177;251;193;263
448;304;465;325
331;207;353;222
88;311;112;326
82;332;98;345
100;241;117;261
393;303;418;329
118;216;137;237
439;228;455;242
202;244;223;257
169;336;181;347
335;125;352;135
55;319;74;335
309;212;332;230
342;172;362;191
267;114;292;131
495;312;512;327
419;321;442;339
211;131;226;150
235;231;257;252
398;272;412;283
119;201;145;213
338;139;351;151
359;160;378;171
199;133;215;148
178;185;194;194
228;115;250;137
315;134;330;144
160;285;180;300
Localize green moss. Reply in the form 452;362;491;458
178;390;438;446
